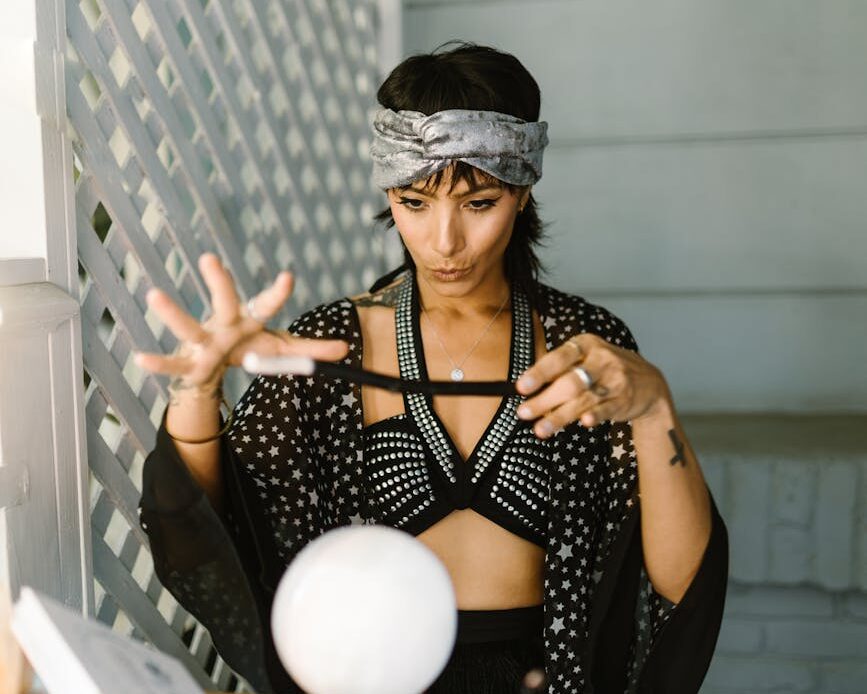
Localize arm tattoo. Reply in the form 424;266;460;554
352;276;406;308
668;428;687;467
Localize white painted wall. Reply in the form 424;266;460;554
401;0;867;413
0;5;46;262
0;0;92;615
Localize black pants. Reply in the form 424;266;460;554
425;604;546;694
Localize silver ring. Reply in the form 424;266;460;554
573;366;594;390
246;296;265;323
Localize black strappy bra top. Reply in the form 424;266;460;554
361;275;551;549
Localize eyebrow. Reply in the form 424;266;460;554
397;183;503;199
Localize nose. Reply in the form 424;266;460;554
431;205;464;258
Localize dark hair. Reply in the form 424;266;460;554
371;40;549;306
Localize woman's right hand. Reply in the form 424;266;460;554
133;253;350;392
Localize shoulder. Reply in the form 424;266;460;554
280;273;409;378
347;271;407;309
346;274;407;346
536;281;638;352
285;296;357;341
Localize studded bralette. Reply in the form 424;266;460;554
361;272;551;548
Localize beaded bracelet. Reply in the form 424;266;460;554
165;395;233;445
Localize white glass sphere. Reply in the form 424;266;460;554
271;525;457;694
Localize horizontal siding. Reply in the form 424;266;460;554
404;0;867;140
582;292;867;412
402;0;867;411
537;137;867;292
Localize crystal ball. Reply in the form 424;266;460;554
271;524;457;694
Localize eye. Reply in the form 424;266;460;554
397;197;425;212
466;198;498;212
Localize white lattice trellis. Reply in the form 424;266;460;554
65;0;389;688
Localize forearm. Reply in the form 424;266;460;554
631;393;711;604
165;384;225;513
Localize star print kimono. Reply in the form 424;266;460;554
139;278;728;694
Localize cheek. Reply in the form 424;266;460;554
390;203;422;233
390;207;423;256
476;210;515;251
388;201;404;226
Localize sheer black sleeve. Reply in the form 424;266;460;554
519;284;729;693
581;303;728;693
138;307;346;693
139;406;294;692
590;491;728;694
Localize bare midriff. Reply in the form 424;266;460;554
354;292;549;610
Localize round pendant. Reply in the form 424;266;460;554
450;368;464;382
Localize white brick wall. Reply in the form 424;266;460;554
692;416;866;592
703;586;867;694
691;415;867;694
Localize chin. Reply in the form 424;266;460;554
427;281;470;297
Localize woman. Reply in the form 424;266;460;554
136;42;727;693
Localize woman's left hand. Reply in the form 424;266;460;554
515;333;672;438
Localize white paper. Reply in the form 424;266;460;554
11;587;203;694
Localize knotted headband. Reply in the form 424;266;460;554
369;108;549;190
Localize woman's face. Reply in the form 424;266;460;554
387;166;529;294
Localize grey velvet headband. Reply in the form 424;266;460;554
369;108;549;190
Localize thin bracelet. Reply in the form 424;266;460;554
165;395;233;445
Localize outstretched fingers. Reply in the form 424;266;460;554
133;348;195;377
144;286;209;345
276;331;350;362
200;253;241;324
247;271;294;323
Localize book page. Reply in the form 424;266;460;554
11;588;203;694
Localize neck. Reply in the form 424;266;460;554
415;266;511;320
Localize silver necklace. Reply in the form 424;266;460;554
420;290;511;382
